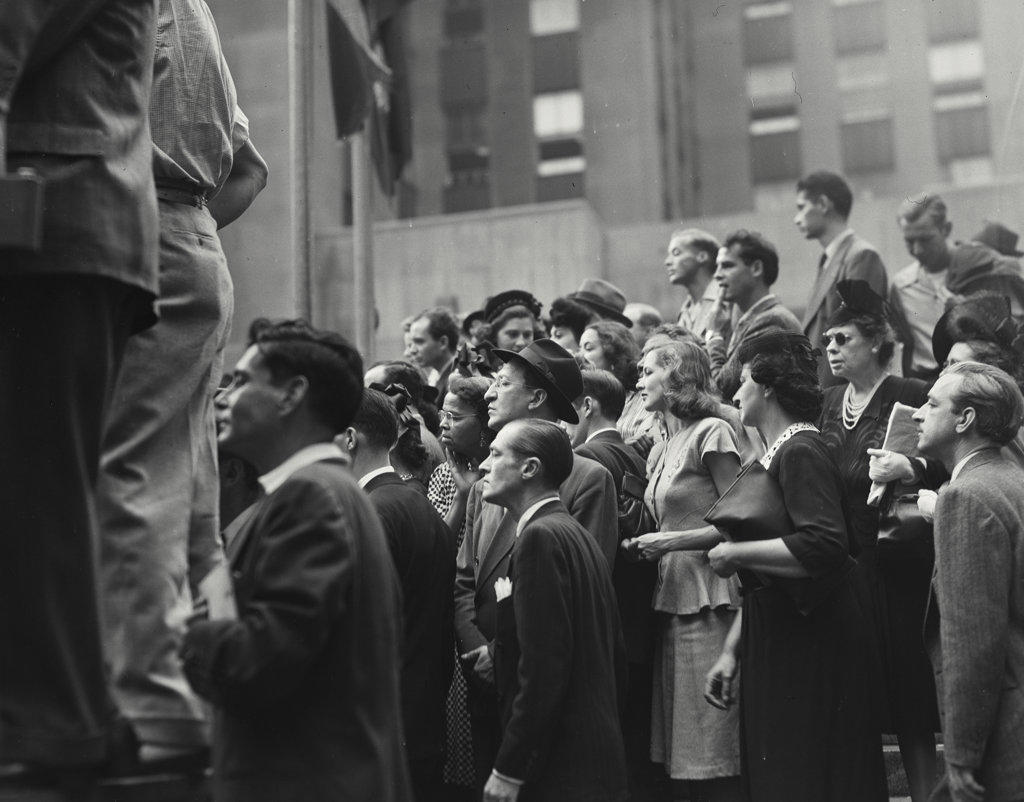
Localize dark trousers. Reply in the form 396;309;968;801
0;275;146;766
464;679;501;793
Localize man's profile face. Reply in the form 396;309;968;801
714;245;757;305
217;345;284;463
479;426;525;506
900;216;952;272
913;373;962;458
484;362;537;430
793;191;827;240
664;235;706;286
408;317;448;370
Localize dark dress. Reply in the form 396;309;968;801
739;431;887;802
818;376;940;734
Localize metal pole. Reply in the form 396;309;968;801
288;0;315;320
351;129;376;362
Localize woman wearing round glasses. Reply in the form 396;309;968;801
816;280;939;802
425;375;495;795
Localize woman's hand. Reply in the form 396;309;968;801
447;448;481;495
866;448;915;483
704;650;739;709
627;532;670;562
707;542;738;577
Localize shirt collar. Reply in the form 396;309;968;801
585;426;619;444
823;228;854;261
950;447;992;482
515;495;560;539
258;443;346;495
357;464;397;489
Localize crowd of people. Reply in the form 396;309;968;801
4;3;1024;802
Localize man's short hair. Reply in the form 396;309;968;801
415;306;460;353
944;361;1024;446
579;368;627;420
898;192;949;228
624;302;663;329
350;388;400;449
505;419;574;488
248;318;364;433
722;229;780;286
670;227;720;268
796;171;853;219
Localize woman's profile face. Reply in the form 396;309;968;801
823;323;876;381
550;325;579;354
636;351;669;413
732;364;765;428
495;316;535;352
579;327;608;371
944;341;977;368
439;392;483;457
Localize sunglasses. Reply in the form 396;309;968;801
821;332;854;347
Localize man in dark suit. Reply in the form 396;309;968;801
707;229;802;399
345;388;455;801
481;419;627;802
794;171;888;388
408;306;461;394
914;361;1024;802
455;339;618;789
181;320;411;802
568;368;666;801
1;0;159;774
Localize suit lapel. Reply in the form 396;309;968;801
225;496;267;564
802;256;837;329
477;505;515;588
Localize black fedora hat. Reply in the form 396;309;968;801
932;293;1014;366
566;278;633;327
972;221;1024;258
491;338;583;424
461;309;487;337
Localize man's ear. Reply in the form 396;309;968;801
520;456;541;481
527;387;549;412
339;427;358;454
815;193;833;215
941;220;953;239
954;406;976;435
582;395;597;420
278;374;309;416
749;259;765;280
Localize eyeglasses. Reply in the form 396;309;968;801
821;332;854;347
439;409;477;424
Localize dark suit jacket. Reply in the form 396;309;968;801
182;458;411;802
2;0;159;304
709;294;802;399
364;471;455;765
576;430;658;663
802;233;888;387
493;502;627;801
925;450;1024;800
454;453;618;654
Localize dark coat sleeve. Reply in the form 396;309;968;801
454;480;488;653
841;246;888;297
565;459;620;567
181;478;351;710
493;523;574;782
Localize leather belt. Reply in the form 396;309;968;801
155;182;208;208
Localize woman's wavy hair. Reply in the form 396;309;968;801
587;320;640;391
647;340;721;421
737;329;824;422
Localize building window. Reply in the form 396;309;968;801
440;44;488;108
529;0;580;36
925;0;979;44
533;90;583;138
742;2;794;65
927;40;984;92
532;33;580;93
933;92;990;163
832;0;885;55
841;115;895;174
533;91;584;199
749;108;801;184
443;148;491;213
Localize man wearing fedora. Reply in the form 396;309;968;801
970;221;1024;259
454;338;619;792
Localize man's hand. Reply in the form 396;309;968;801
707;542;737;577
704;650;738;710
947;762;984;801
460;644;494;685
707;295;732;338
866;448;914;483
483;771;521;802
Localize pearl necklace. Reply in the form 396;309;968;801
842;375;887;430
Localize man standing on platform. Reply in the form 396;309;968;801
1;0;159;781
795;171;888;387
409;306;461;393
98;0;267;769
663;228;727;340
915;362;1024;802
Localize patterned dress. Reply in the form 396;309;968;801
427;461;475;787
